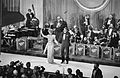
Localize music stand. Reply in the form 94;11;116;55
76;43;85;56
90;45;100;58
101;46;112;60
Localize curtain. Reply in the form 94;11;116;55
2;0;20;12
43;0;120;32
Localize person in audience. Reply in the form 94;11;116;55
25;62;33;78
53;70;62;78
31;66;41;78
21;74;28;78
91;63;103;78
75;69;83;78
66;68;75;78
58;27;71;64
114;76;118;78
41;28;59;64
7;61;15;78
13;69;19;78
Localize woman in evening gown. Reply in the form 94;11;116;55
41;28;59;64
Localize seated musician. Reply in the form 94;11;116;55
86;25;94;44
99;30;108;46
93;36;100;45
81;37;88;44
117;19;120;30
26;9;35;28
71;25;82;55
103;14;116;30
108;30;119;48
103;14;116;32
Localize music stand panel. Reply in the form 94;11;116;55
113;48;120;62
16;37;29;51
76;43;85;56
90;45;99;58
101;47;112;60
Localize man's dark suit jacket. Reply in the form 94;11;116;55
26;13;34;27
53;21;67;41
58;31;71;46
91;68;103;78
104;18;116;29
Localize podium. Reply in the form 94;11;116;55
16;37;28;51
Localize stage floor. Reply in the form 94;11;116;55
1;47;120;67
0;52;120;78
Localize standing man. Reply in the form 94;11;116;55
91;63;103;78
58;27;71;64
26;9;34;28
104;14;116;29
81;14;90;37
54;16;67;41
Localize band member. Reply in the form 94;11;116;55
58;27;71;64
26;9;34;28
93;36;100;45
86;25;94;44
108;30;119;48
71;26;81;55
104;14;116;29
81;14;90;37
99;30;108;46
117;19;120;30
54;16;67;41
81;37;88;44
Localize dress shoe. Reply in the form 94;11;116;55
61;61;64;64
66;61;69;64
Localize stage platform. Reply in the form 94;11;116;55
0;52;120;78
1;47;120;67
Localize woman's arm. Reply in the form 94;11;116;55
53;35;59;45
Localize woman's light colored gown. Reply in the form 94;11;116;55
42;34;58;63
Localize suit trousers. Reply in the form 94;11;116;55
61;43;69;62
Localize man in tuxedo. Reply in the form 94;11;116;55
91;63;103;78
81;14;90;37
54;16;67;41
58;27;71;64
26;9;34;28
104;14;116;29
